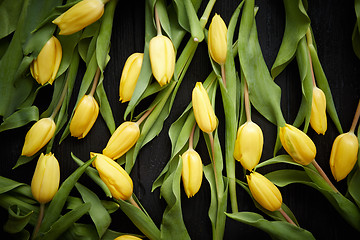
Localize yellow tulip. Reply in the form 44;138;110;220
70;95;99;139
31;153;60;204
22;118;56;157
114;235;142;240
233;121;263;171
119;53;144;103
181;149;203;198
91;153;133;200
192;82;217;133
279;124;316;165
149;35;175;87
30;36;62;85
52;0;107;35
310;86;327;135
103;121;140;160
246;172;282;212
208;14;227;65
330;132;359;181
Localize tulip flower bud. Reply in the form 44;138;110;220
119;53;144;103
247;172;282;212
30;36;62;85
103;121;140;160
70;95;99;139
52;0;106;35
31;153;60;204
310;86;327;135
234;121;263;171
330;132;359;181
181;149;203;198
279;124;316;165
208;14;227;65
22;118;56;157
149;35;175;87
91;153;133;200
192;82;217;133
114;235;142;240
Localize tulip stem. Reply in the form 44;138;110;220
349;100;360;133
207;132;219;195
154;4;162;36
49;77;69;120
128;196;141;210
311;160;339;193
220;64;226;88
306;28;316;87
136;106;155;126
279;207;296;226
89;67;101;97
189;123;196;150
244;78;251;122
32;203;45;239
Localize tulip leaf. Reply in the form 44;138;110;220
95;82;116;134
160;156;191;240
116;199;161;240
38;157;95;235
255;154;302;170
292;37;312;132
226;212;315;240
172;0;202;34
13;153;41;170
353;0;360;59
3;205;33;234
71;152;112;198
62;222;128;240
308;43;343;134
0;0;25;39
183;0;204;42
41;203;91;240
0;177;26;194
75;183;111;238
0;106;39;132
348;169;360;208
271;0;310;79
56;33;82;77
151;0;172;40
238;0;286;127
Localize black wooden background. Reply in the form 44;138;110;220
1;0;360;239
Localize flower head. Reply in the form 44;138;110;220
31;153;60;203
181;149;203;198
330;132;359;181
279;124;316;165
149;35;175;87
91;153;133;200
208;14;227;65
70;95;99;139
22;118;56;157
103;121;140;160
234;121;263;171
247;171;282;212
30;36;62;85
310;86;327;135
119;53;144;102
52;0;106;35
192;82;217;133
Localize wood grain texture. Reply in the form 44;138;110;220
1;0;360;239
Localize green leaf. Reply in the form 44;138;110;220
183;0;204;42
271;0;310;79
348;169;360;208
0;0;25;39
116;199;161;240
0;176;26;194
3;205;33;234
238;0;285;127
255;155;302;170
226;212;315;240
75;183;111;238
38;157;95;235
0;106;39;132
95;82;116;134
41;203;91;240
160;157;190;239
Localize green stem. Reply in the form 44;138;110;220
279;207;296;226
154;3;162;36
136;106;155;126
32;203;45;239
208;132;219;197
311;160;339;193
189;123;196;150
220;64;226;88
128;196;141;210
89;67;101;97
350;100;360;133
244;78;251;122
49;79;68;120
200;0;216;28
